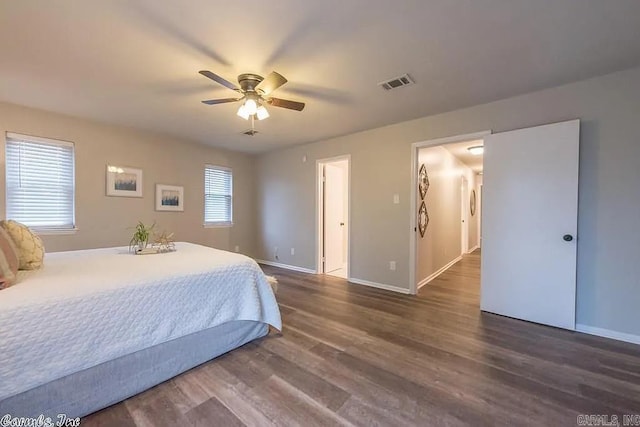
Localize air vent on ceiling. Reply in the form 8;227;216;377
242;129;259;136
378;73;415;91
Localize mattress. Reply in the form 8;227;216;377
0;242;281;401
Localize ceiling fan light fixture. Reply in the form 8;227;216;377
237;104;250;120
468;145;484;155
244;98;258;115
256;105;269;120
199;70;306;120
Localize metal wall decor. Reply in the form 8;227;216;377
470;189;477;216
418;164;429;200
417;163;430;238
418;201;429;237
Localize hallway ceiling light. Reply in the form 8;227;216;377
468;146;484;155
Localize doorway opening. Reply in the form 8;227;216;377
461;175;469;254
410;131;489;295
316;156;350;278
410;121;579;331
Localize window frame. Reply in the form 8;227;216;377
5;132;77;235
203;164;233;228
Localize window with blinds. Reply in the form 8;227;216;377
204;165;233;226
5;132;76;232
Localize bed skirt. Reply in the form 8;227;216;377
0;320;268;419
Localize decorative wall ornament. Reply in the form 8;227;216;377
418;164;429;200
470;189;477;216
418;201;429;237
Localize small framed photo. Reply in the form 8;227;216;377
106;165;143;197
156;184;184;211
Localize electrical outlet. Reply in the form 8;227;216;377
389;261;396;271
290;248;295;255
234;245;239;253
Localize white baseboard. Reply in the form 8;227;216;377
348;277;411;294
417;255;463;289
576;324;640;345
467;245;479;253
257;261;410;295
256;260;316;274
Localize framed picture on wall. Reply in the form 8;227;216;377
155;184;184;211
106;165;143;197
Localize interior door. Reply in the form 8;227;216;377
324;163;345;273
461;176;469;254
481;119;579;330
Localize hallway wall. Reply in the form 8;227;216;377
417;146;478;285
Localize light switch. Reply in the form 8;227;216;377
393;194;400;204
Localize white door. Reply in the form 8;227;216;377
324;163;345;273
461;176;469;254
481;119;579;330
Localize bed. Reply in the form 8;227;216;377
0;242;281;418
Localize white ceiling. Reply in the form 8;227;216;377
1;1;640;153
443;139;484;173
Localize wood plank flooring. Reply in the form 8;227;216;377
83;251;640;426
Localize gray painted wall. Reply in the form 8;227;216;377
256;66;640;337
0;102;257;256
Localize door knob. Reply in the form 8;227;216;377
563;234;573;242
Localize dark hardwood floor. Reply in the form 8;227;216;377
83;251;640;426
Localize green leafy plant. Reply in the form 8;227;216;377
129;221;155;252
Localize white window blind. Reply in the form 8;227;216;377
204;165;233;226
5;132;75;231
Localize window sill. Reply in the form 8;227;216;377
203;223;233;229
33;227;79;236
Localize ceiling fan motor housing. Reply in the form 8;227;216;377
238;73;264;93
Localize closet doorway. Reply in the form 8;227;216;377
316;156;350;278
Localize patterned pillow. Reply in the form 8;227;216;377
0;227;20;288
0;220;45;270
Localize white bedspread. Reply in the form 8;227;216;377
0;242;281;400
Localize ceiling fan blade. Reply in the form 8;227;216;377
256;71;288;96
199;70;239;92
267;97;305;111
201;98;240;105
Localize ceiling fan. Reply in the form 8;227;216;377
199;70;305;122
